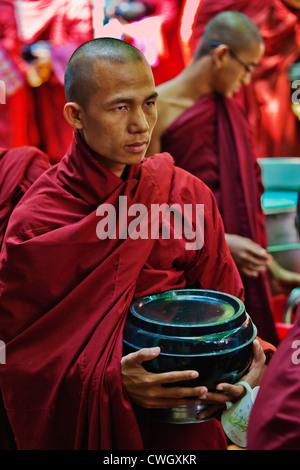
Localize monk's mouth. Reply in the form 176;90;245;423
125;143;148;153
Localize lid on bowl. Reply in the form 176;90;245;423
129;289;246;336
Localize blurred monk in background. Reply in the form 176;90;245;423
9;0;94;164
0;0;38;149
147;11;300;346
191;0;300;159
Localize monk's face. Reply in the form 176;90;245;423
214;40;264;98
79;58;158;177
282;0;300;9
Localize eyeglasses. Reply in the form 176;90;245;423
209;41;254;74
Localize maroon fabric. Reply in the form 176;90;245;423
248;303;300;449
0;130;247;450
0;145;49;249
191;0;300;158
161;93;279;345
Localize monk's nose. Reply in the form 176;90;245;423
129;109;149;133
242;71;252;86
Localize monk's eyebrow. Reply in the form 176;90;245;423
107;92;158;106
145;92;159;101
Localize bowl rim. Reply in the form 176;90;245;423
129;289;246;335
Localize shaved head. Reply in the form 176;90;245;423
64;37;147;109
194;11;262;60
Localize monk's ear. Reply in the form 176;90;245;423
212;44;230;69
63;102;84;129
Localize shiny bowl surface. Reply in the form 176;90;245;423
123;289;257;391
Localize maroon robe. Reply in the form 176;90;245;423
248;303;300;450
161;93;279;346
0;130;251;450
0;145;49;249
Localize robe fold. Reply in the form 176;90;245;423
0;145;49;249
0;131;271;450
161;93;278;346
191;0;300;158
248;304;300;450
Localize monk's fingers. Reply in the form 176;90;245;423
196;403;225;420
240;244;270;268
251;339;266;365
139;383;207;409
241;267;259;277
159;384;208;399
199;390;235;405
141;396;204;409
241;265;267;277
243;241;269;260
241;255;268;270
156;369;200;385
200;382;248;405
122;347;161;367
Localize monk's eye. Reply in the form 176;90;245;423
144;101;156;108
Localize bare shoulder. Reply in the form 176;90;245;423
147;78;191;157
154;82;188;136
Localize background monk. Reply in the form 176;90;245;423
101;0;186;85
0;0;39;149
0;37;272;450
14;0;94;164
248;195;300;450
147;11;300;346
191;0;300;159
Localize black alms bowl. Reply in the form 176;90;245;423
123;289;257;391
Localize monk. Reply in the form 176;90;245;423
191;0;300;159
101;0;186;85
0;38;272;450
248;195;300;450
147;11;300;346
0;0;39;149
0;145;49;249
14;0;94;163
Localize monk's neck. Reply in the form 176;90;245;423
176;57;214;102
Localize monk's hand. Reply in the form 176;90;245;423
225;234;271;278
196;339;266;420
121;347;208;409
